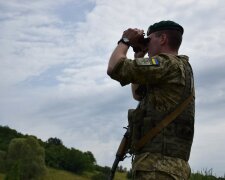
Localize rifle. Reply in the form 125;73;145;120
108;127;130;180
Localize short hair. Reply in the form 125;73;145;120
155;30;183;50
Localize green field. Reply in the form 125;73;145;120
0;168;128;180
0;173;5;180
1;169;225;180
44;168;127;180
41;169;225;180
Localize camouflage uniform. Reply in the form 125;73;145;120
109;53;194;180
132;153;190;179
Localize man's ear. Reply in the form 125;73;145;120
160;33;167;45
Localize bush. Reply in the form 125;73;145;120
0;150;6;172
92;166;111;180
45;138;96;174
5;136;46;180
91;172;108;180
126;168;132;179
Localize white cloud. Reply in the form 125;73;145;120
0;1;81;87
191;121;225;176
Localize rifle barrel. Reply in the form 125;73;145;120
109;156;120;180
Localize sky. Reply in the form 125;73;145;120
0;0;225;177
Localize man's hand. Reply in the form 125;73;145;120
122;28;144;47
122;28;148;54
107;28;148;75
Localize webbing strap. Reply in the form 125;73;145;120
134;91;194;152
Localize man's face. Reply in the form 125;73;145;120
147;32;161;57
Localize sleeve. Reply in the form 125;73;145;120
109;56;168;86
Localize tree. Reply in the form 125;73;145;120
46;137;63;146
0;150;6;172
126;168;132;179
84;151;96;165
0;126;23;151
45;142;67;169
62;148;96;173
5;136;46;180
45;137;97;173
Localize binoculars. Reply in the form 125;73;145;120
132;35;149;53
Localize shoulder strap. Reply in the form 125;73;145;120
134;91;194;152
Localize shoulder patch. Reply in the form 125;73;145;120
135;57;160;66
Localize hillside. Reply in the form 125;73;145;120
0;125;225;180
0;125;119;179
0;167;128;180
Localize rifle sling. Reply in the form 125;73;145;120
134;92;194;152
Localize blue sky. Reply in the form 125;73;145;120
1;0;225;176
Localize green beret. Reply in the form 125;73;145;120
147;20;184;36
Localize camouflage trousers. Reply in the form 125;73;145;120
132;170;187;180
132;153;191;180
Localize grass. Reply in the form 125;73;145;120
1;167;224;180
114;171;128;180
0;168;127;180
44;168;127;180
0;173;5;180
43;168;92;180
0;168;92;180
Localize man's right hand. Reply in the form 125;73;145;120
122;28;145;47
122;28;148;54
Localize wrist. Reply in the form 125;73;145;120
118;37;130;47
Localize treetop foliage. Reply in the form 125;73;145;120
5;136;46;180
0;125;97;175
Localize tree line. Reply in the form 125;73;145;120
2;126;224;180
0;125;97;179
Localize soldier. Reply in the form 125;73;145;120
107;20;195;180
